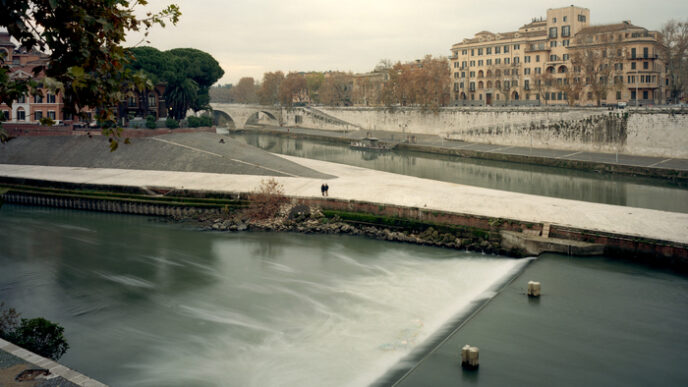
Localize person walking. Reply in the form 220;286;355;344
321;183;326;196
324;183;329;197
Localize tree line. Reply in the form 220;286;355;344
210;55;450;109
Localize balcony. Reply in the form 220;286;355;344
629;54;658;60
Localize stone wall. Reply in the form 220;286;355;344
284;106;688;158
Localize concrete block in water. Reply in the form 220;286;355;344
528;281;541;297
460;344;479;369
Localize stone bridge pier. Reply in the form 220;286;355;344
210;103;282;129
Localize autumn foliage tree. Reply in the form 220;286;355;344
381;56;450;109
258;71;285;105
230;77;258;104
244;178;290;220
279;72;307;106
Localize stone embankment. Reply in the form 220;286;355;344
193;204;503;254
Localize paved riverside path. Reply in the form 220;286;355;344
252;126;688;172
1;154;687;245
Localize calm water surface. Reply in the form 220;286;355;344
0;205;527;386
229;133;688;213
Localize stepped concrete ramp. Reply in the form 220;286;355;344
1;154;687;245
0;132;332;179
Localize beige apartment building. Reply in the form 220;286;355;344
449;5;667;106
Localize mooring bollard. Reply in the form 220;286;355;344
527;281;541;297
460;344;479;370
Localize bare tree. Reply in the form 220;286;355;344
278;72;307;107
319;72;353;106
532;71;553;105
660;20;688;103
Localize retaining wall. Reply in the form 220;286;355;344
284;107;688;158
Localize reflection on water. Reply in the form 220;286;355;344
231;133;688;213
0;206;528;387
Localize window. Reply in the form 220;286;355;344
504;69;510;76
550;55;558;61
17;95;26;103
631;62;636;70
513;44;520;50
462;61;467;68
486;47;492;55
524;68;531;75
462;49;468;55
46;94;56;103
470;71;475;77
495;46;501;54
553;17;557;23
478;48;483;55
486;59;492;65
563;16;567;22
550;41;557;48
1;111;9;120
471;49;475;56
563;54;569;61
536;55;540;62
562;40;569;47
524;80;530;90
495;58;501;64
631;48;636;58
454;72;459;79
470;60;475;66
34;111;42;121
616;91;621;100
478;60;483;66
460;82;464;89
578;14;586;22
525;56;531;63
16;109;26;121
504;45;509;53
643;90;648;99
48;111;56;120
469;82;475;91
643;47;649;58
148;94;156;107
514;57;519;64
505;58;510;64
535;67;542;74
643;62;649;70
461;71;466;78
562;25;570;37
549;27;558;39
34;94;43;103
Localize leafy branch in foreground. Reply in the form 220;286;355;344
0;1;181;150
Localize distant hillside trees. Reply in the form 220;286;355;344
128;47;224;119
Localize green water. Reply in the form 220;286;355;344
0;205;527;386
229;133;688;214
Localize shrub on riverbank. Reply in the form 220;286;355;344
0;302;69;360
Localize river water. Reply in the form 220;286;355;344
229;133;688;213
0;205;529;386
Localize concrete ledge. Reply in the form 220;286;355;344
500;230;605;256
0;338;107;387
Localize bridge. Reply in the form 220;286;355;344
210;103;282;129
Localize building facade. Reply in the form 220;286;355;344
449;5;667;106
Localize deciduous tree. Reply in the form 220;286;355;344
0;0;181;149
660;20;688;103
258;71;284;105
230;77;258;104
279;72;307;106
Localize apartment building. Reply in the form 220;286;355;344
449;5;667;106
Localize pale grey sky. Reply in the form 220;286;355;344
128;0;688;85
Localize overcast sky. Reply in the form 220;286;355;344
127;0;688;85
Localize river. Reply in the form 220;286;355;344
229;132;688;214
0;205;528;386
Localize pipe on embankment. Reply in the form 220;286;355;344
1;177;687;271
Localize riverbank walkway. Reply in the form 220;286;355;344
1;152;687;245
250;126;688;174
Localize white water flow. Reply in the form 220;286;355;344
0;207;531;387
120;240;530;387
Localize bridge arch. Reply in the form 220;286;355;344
210;103;282;129
212;110;236;128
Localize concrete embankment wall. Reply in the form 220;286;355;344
284;107;688;158
3;181;687;270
